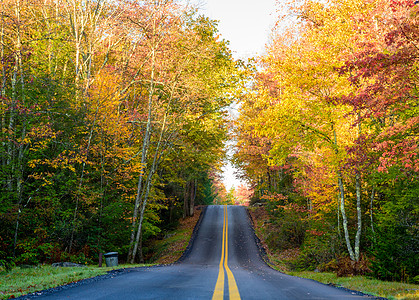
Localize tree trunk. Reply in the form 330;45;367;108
131;166;155;263
183;179;196;218
0;12;4;97
12;207;21;258
8;35;18;193
12;0;27;257
1;13;6;175
354;172;362;261
337;173;355;261
189;179;196;217
183;180;190;218
127;44;155;263
128;2;183;262
333;128;356;261
137;230;144;263
131;123;167;262
370;187;375;236
130;46;179;262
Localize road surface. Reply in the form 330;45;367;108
26;205;375;299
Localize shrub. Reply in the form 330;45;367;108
370;225;418;283
263;193;309;251
293;233;338;271
336;255;372;277
16;239;62;265
265;205;308;251
0;250;15;272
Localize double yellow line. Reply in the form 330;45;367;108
212;205;241;300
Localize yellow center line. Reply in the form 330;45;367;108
224;206;241;300
212;207;226;299
212;205;241;300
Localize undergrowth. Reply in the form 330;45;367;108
0;264;147;299
248;206;419;300
0;208;203;299
149;207;202;264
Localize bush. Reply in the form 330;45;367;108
370;225;418;283
16;239;62;265
293;233;338;271
336;255;372;277
265;206;307;251
263;193;309;251
0;250;15;272
369;180;419;283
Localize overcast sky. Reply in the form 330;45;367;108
194;0;277;190
198;0;277;59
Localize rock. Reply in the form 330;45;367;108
314;268;321;273
164;233;175;239
52;262;86;267
19;264;36;269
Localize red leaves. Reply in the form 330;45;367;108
306;229;325;236
381;118;417;169
389;0;416;12
330;0;419;176
344;134;377;173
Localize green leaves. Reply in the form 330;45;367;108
0;0;242;265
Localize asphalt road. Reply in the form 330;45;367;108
28;205;375;299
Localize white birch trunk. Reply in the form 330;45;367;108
128;43;156;263
354;172;362;261
334;129;356;261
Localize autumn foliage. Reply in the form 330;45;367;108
0;0;243;267
234;0;418;282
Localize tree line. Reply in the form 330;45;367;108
234;0;418;282
0;0;243;267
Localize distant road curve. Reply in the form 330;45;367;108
22;205;378;299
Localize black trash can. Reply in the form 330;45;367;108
104;252;118;267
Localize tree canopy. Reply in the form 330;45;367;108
234;0;418;282
0;0;244;266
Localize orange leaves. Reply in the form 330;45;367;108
236;0;390;219
27;149;83;174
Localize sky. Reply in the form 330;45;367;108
195;0;278;190
198;0;277;59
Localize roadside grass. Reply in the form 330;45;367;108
0;208;203;299
149;228;191;263
248;206;419;300
150;207;202;264
286;271;419;300
0;264;148;299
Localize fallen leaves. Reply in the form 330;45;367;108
153;207;202;265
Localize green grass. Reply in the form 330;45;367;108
149;208;202;264
248;207;419;300
149;229;190;262
286;271;419;300
0;263;149;299
0;211;203;299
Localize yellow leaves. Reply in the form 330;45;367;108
27;150;81;175
253;0;367;154
28;173;53;186
27;159;41;169
235;0;386;210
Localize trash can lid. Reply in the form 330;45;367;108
104;252;118;256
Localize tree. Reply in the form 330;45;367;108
236;0;391;263
0;0;241;267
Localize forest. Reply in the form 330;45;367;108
1;0;418;286
0;0;245;267
234;0;418;283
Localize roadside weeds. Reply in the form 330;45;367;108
247;206;419;300
1;207;202;299
0;264;148;299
